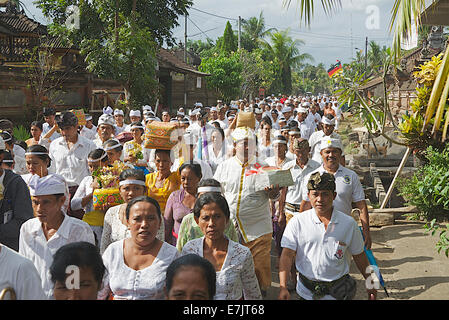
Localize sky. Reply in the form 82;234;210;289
21;0;401;68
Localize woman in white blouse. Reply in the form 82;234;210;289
182;192;262;300
99;169;164;254
98;196;179;300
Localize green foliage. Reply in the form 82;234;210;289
292;63;332;95
397;145;449;222
261;29;312;94
13;125;31;142
217;21;238;54
239;49;276;98
35;0;192;107
424;219;449;257
199;52;242;102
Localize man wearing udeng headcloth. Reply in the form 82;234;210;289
279;172;377;301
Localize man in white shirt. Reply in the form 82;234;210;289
114;109;126;134
214;127;280;296
49;111;97;219
124;110;142;132
309;114;342;164
41;107;61;144
0;243;45;299
279;172;377;300
300;138;372;249
296;105;314;140
280;139;320;224
93;114;116;148
19;174;95;299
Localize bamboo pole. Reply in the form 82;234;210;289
380;147;412;209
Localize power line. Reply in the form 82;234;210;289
189;7;238;21
187;16;213;40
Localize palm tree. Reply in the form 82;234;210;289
263;29;313;94
283;0;435;61
241;11;276;51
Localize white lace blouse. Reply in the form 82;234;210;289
98;239;179;300
100;204;165;255
181;237;262;300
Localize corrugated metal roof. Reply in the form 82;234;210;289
157;47;210;77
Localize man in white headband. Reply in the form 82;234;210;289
19;173;95;299
0;136;34;251
94;114;116;148
309;114;342;164
214;126;280;296
299;137;372;250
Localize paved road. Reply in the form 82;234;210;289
265;219;449;300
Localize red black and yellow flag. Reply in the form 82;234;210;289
327;60;343;78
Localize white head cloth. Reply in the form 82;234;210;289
320;137;343;151
98;114;116;127
129;110;141;117
28;174;67;196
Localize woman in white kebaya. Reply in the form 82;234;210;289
99;196;179;300
182;192;262;300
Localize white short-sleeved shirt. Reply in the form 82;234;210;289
182;237;262;300
281;208;364;300
0;244;46;300
49;135;97;187
19;216;95;299
284;159;320;206
99;239;179;300
301;165;366;215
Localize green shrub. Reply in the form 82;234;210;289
12;125;31;142
398;145;449;256
397;145;449;222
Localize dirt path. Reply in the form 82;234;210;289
266;219;449;300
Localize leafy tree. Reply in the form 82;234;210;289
241;11;276;52
216;21;238;54
262;29;312;94
239;49;276;99
34;0;192;108
199;52;242;102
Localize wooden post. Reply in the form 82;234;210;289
380;147;412;209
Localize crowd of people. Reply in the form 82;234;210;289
0;93;378;301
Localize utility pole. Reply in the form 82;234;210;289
365;36;368;79
184;14;188;107
238;16;241;50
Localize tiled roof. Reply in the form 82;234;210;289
0;11;46;34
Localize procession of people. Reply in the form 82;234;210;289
0;94;378;301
